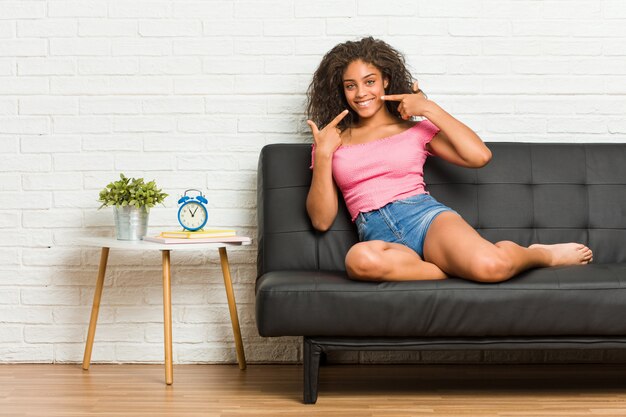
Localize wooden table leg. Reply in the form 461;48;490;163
162;250;173;385
83;247;109;370
218;247;247;370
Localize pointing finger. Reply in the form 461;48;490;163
381;94;407;102
306;120;319;136
327;109;349;129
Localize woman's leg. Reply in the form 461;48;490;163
422;212;593;283
345;240;448;281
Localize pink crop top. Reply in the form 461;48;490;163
310;120;440;222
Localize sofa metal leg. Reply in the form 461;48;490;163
303;338;323;404
320;351;328;366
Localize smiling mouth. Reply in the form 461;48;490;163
355;98;374;108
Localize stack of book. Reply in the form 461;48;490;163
143;229;250;244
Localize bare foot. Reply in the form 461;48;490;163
528;243;593;266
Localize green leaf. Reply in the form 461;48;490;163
97;173;168;210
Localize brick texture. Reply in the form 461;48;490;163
2;0;626;365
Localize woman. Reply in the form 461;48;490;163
306;37;593;283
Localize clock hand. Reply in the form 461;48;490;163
190;207;198;216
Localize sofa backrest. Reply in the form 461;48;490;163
257;142;626;277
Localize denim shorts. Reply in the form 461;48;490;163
355;193;458;258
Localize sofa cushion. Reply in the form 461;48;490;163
256;264;626;337
257;143;626;279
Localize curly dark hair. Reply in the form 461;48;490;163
306;37;415;132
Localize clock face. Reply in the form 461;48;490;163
178;201;207;230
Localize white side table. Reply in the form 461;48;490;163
78;236;251;385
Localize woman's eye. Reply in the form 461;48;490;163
345;84;355;90
366;80;375;85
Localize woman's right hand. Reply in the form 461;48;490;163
306;109;349;156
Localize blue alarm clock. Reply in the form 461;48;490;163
177;189;208;231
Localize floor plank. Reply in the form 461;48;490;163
1;363;626;416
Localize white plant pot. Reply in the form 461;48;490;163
114;206;149;240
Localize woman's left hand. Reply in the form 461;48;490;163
381;81;429;120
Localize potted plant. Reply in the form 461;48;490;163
98;174;168;240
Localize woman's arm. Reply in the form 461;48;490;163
382;85;491;168
423;102;492;169
306;150;339;231
305;110;348;231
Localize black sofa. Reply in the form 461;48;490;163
255;142;626;404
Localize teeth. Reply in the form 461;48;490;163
356;99;373;107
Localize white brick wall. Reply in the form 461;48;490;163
1;0;626;365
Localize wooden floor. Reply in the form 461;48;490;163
2;363;626;416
